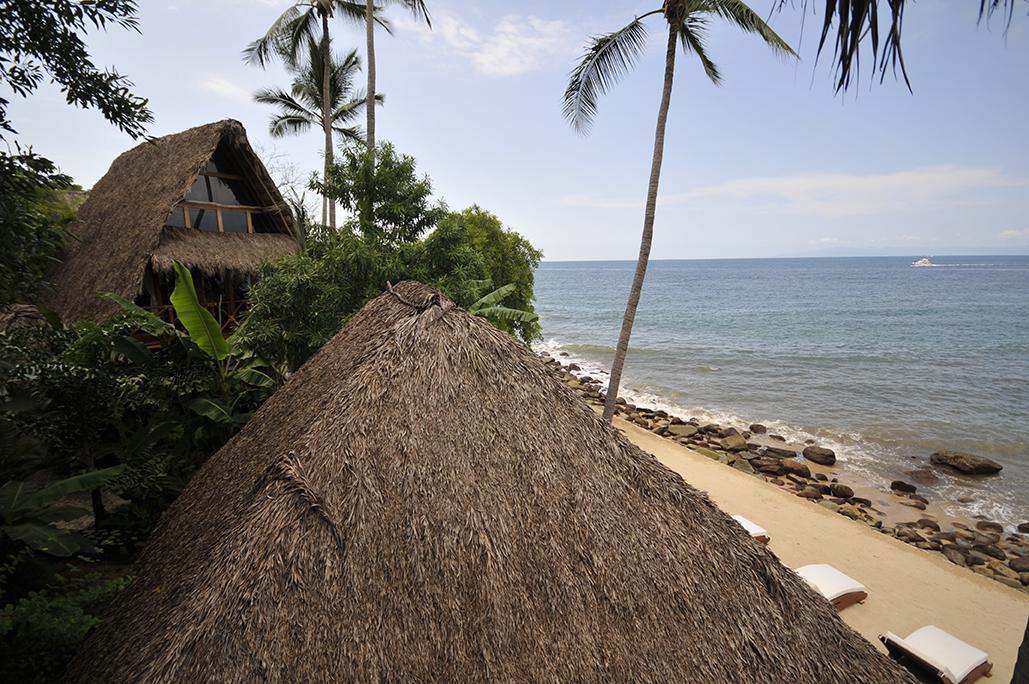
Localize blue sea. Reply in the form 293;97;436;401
534;256;1029;528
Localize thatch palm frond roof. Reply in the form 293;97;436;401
45;120;295;323
66;282;916;683
150;227;296;277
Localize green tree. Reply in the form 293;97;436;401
255;44;379;223
0;0;152;138
245;0;372;228
312;142;447;245
418;207;542;343
564;1;793;423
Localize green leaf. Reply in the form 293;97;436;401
3;523;95;557
24;466;126;509
111;335;155;365
469;284;517;313
232;367;276;388
169;262;230;361
188;397;233;423
474;306;539;324
98;292;171;335
0;480;39;519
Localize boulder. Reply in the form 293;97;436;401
802;446;836;466
667;424;699;438
898;499;927;511
780;459;811;479
975;520;1004;534
1008;556;1029;573
838;504;864;521
692;446;721;460
971;544;1006;561
764;444;798;458
732;459;756;475
797;486;822;500
943;547;966;566
749;423;767;434
717;434;748;452
829;483;854;499
906;468;939;485
769;434;786;442
930;450;1003;475
751;458;785;475
718;426;740;438
890;480;917;494
849;497;873;507
819;501;840;512
916;518;941;532
1017;522;1029;534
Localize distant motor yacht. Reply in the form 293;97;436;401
911;257;934;268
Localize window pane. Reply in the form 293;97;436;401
165;206;185;228
189;207;219;232
221;209;248;233
188;174;248;206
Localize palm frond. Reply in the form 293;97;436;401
563;18;651;134
332;125;365;143
774;0;1016;92
243;5;311;67
679;13;722;85
269;113;318;138
398;0;433;28
708;0;796;58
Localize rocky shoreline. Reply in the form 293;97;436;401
541;352;1029;594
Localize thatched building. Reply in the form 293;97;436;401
45;120;295;327
66;282;916;682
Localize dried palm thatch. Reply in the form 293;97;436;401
150;227;296;277
66;282;916;683
44;120;294;323
0;304;47;331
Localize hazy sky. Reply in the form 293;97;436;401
8;1;1029;260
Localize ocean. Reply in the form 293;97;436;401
533;256;1029;528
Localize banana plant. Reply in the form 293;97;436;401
0;466;124;557
468;283;539;325
102;262;277;426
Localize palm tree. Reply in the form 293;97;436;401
564;0;794;423
245;1;370;228
363;0;431;151
254;44;381;222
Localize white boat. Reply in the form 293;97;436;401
911;257;934;268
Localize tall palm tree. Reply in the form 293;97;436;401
363;0;431;151
245;1;370;228
564;0;794;423
254;44;380;223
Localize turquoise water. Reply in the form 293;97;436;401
534;256;1029;527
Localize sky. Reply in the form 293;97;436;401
7;0;1029;260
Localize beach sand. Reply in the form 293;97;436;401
615;415;1029;682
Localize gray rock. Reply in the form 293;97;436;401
906;468;939;485
781;459;811;479
943;547;967;566
916;518;941;531
975;520;1004;534
764;444;798;458
829;483;854;498
819;501;840;512
890;480;917;494
1008;556;1029;573
1018;522;1029;534
802;445;836;466
930;450;1003;475
667;424;699;438
717;434;748;452
732;459;756;475
749;423;767;434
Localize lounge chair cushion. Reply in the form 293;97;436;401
882;626;989;684
796;563;866;602
730;515;767;540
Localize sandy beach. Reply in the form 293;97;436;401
615;416;1029;681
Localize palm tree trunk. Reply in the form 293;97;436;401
602;25;678;423
365;0;376;151
321;12;336;229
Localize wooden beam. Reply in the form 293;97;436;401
178;200;278;213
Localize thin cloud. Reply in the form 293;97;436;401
998;227;1029;240
396;14;572;77
199;77;252;103
562;165;1029;217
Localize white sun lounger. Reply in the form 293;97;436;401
795;563;867;610
880;626;993;684
730;514;769;544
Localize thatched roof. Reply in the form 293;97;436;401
0;304;47;331
66;282;916;683
44;120;295;323
151;227;296;277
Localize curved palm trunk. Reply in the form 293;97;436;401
365;0;376;151
321;12;336;228
602;25;678;423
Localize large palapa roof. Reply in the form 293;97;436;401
66;282;916;682
44;120;295;323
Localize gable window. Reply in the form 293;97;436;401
163;153;284;234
